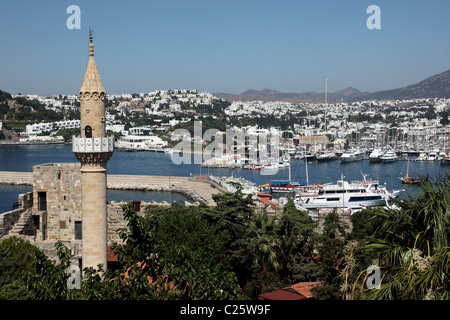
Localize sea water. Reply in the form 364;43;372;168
1;144;449;213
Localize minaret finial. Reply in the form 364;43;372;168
89;27;94;56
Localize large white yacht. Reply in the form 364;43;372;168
294;174;402;212
116;135;167;151
340;149;365;163
380;150;397;163
369;148;384;162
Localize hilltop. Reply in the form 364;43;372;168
353;69;450;101
214;69;450;103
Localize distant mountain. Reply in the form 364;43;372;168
353;69;450;101
214;69;450;103
214;87;366;103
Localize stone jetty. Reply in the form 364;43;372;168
0;171;226;205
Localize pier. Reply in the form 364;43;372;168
0;171;227;205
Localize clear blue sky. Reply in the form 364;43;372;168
1;0;449;96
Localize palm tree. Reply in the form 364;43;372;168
248;212;281;272
356;174;450;300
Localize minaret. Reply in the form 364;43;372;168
72;29;114;272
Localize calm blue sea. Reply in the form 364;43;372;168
1;144;449;213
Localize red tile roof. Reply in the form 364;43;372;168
107;245;119;262
258;289;307;300
258;281;321;300
285;282;321;299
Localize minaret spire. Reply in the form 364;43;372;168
80;28;104;97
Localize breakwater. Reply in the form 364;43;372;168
0;171;226;205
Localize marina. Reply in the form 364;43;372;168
1;143;450;215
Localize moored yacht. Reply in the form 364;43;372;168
316;151;337;162
380;150;397;163
340;149;364;163
116;135;167;151
441;154;450;165
294;174;402;212
369;148;384;162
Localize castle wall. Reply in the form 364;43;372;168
32;163;82;242
0;192;33;238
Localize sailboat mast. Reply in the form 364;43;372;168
288;158;291;182
325;78;328;132
305;156;309;185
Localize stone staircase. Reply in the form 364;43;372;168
3;208;34;241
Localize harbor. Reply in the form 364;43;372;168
1;143;450;216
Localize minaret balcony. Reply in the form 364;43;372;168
72;136;114;153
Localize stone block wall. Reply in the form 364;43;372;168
0;192;33;238
33;163;82;241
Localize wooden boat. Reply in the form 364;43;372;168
399;160;421;185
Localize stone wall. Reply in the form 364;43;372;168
316;208;353;234
106;200;173;245
0;192;33;238
33;163;82;241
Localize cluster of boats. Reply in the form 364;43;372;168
257;173;404;215
294;147;450;166
315;148;400;163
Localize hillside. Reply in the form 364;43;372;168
354;69;450;101
214;69;450;103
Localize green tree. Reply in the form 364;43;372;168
114;203;244;299
276;199;318;283
0;237;37;299
311;210;347;300
355;174;450;300
22;203;244;300
23;241;86;300
248;212;280;273
439;110;449;126
206;191;256;285
144;202;224;270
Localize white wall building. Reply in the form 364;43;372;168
25;120;81;135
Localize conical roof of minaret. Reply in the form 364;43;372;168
80;31;105;94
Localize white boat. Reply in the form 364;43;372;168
369;149;384;162
427;151;438;161
116;135;167;151
441;155;450;165
294;174;402;212
417;152;428;161
380;150;397;163
260;163;279;175
340;149;364;163
316;152;337;162
6;135;65;145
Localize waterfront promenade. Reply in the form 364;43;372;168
0;171;226;205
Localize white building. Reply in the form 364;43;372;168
25;120;81;135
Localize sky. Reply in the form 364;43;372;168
1;0;450;96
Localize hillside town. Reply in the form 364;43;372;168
1;89;450;165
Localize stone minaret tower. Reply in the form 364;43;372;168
72;30;114;272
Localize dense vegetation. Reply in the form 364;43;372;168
0;174;450;300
